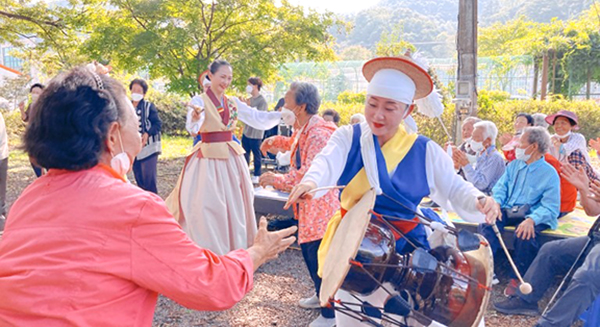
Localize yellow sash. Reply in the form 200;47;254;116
317;125;418;276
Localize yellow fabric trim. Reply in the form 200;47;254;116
317;125;418;277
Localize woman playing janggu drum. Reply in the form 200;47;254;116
286;56;500;327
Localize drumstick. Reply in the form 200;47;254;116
306;185;346;194
477;196;532;295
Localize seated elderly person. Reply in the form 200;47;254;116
321;108;340;126
494;163;600;325
500;113;534;162
452;120;505;195
547;110;598;183
350;113;366;125
0;67;297;326
478;127;560;285
532;112;578;217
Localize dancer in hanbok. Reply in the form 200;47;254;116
167;60;282;255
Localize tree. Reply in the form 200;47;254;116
0;74;30;109
0;0;102;77
83;0;336;95
375;25;416;57
339;45;372;61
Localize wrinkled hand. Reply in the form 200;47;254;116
515;218;536;240
260;137;281;156
590;138;600;153
561;162;589;192
284;181;317;210
247;217;297;270
259;172;278;188
142;133;149;145
589;179;600;203
499;133;513;146
452;149;469;168
477;196;501;225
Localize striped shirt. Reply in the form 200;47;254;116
462;145;506;195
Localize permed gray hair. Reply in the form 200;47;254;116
523;126;551;154
463;116;481;127
473;120;498;144
532;113;549;129
289;82;321;115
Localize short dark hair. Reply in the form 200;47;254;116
248;77;263;91
30;83;44;92
274;98;285;111
209;59;231;74
289;82;320;115
517;113;534;126
129;78;148;94
24;66;130;171
322;109;340;123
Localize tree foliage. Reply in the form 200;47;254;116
478;5;600;98
82;0;336;95
0;0;102;77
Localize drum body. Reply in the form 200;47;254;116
340;221;492;327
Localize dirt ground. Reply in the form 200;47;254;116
2;149;583;327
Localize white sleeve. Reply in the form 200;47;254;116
186;96;204;134
425;141;486;223
301;125;353;197
564;133;590;161
234;97;281;130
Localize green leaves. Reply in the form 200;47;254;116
83;0;335;95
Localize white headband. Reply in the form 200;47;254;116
366;69;415;105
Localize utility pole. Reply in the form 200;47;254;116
454;0;478;143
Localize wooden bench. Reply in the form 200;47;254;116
428;204;594;249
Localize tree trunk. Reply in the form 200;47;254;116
550;50;557;94
587;66;592;100
532;58;539;99
541;52;549;100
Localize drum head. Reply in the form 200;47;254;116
460;234;494;327
320;188;377;306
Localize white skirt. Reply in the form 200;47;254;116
178;152;257;255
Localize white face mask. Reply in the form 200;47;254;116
31;94;39;103
469;139;484;153
281;108;296;126
131;93;144;102
557;130;572;139
245;85;254;94
515;145;532;162
110;129;131;176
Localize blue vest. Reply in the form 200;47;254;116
337;124;432;252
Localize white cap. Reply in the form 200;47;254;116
366;69;416;105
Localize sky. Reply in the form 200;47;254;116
286;0;377;14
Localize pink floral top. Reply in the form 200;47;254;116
265;116;340;243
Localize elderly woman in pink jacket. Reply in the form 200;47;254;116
0;66;296;327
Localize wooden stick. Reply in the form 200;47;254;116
307;185;346;194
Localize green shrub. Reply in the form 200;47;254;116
4;109;26;140
146;90;189;136
337;91;366;104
